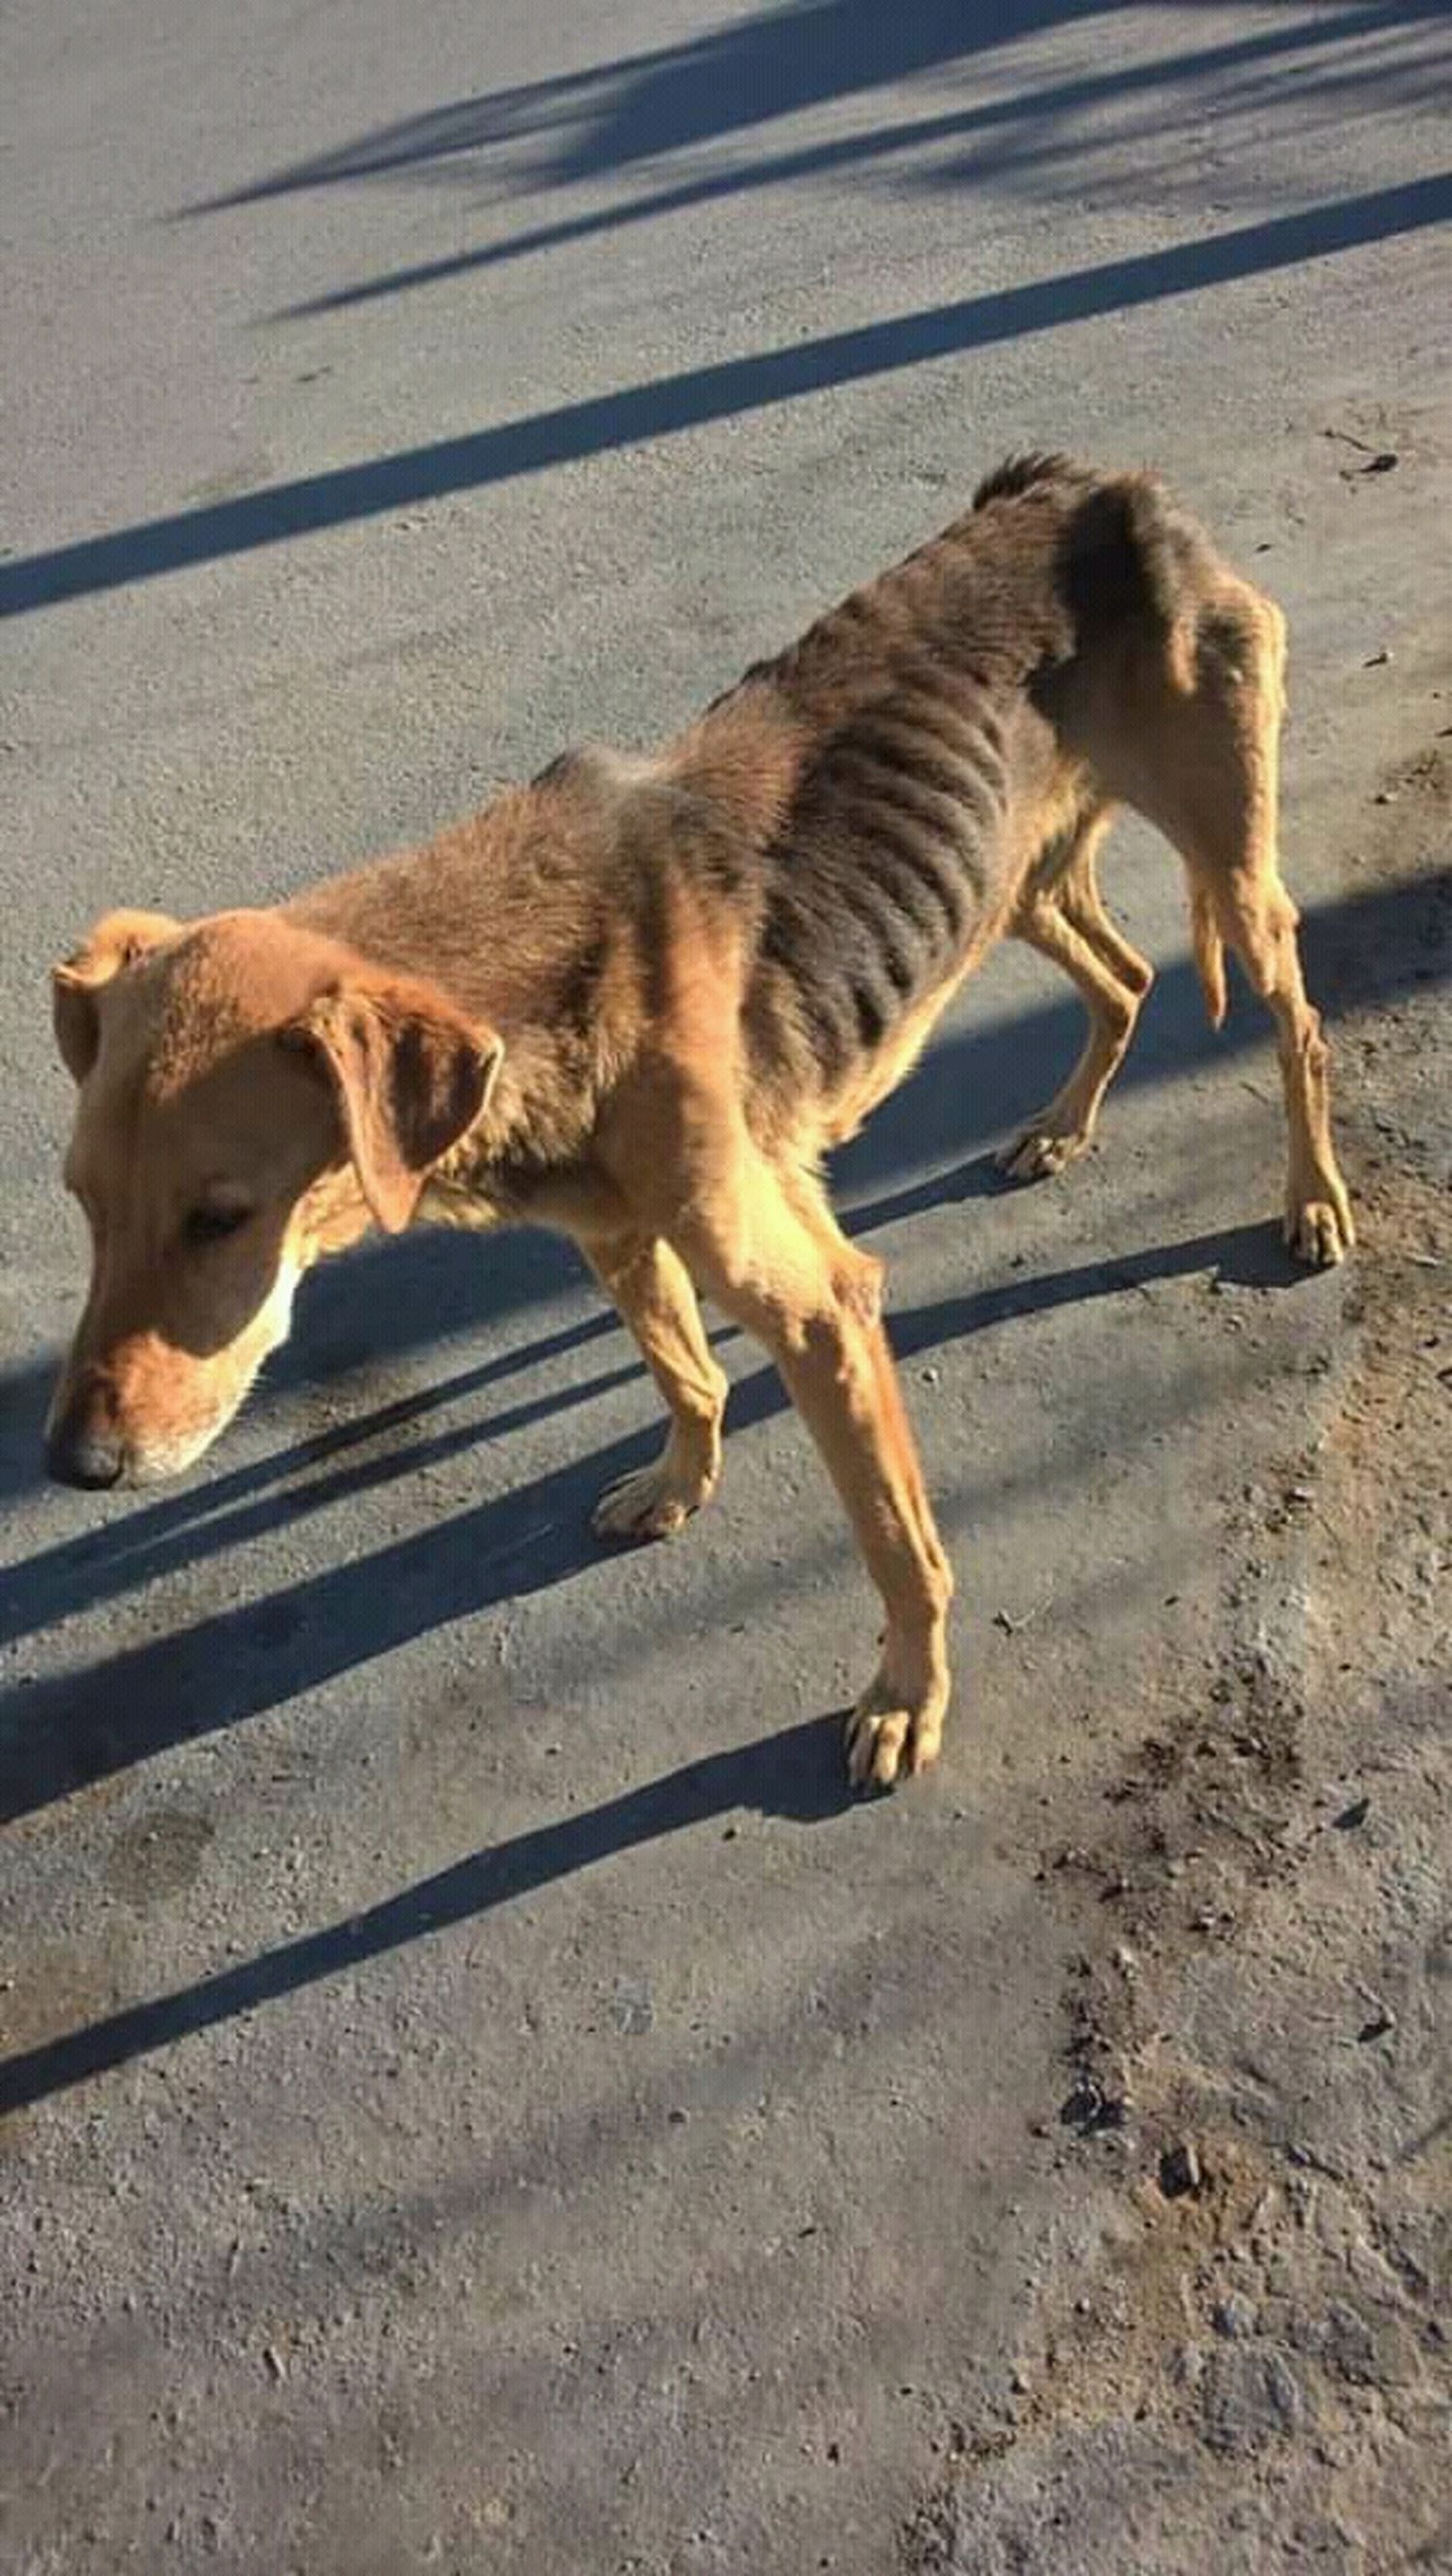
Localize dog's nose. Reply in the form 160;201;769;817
46;1419;125;1488
46;1376;127;1489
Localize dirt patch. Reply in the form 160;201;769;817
907;731;1451;2574
104;1804;218;1905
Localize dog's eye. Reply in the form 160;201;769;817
184;1204;250;1248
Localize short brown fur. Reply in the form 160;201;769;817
47;456;1352;1787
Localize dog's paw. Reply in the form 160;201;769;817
1286;1183;1354;1269
844;1668;948;1792
591;1448;714;1543
995;1123;1090;1183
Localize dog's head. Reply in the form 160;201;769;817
45;908;500;1487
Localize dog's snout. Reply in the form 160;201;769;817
47;1423;125;1489
46;1377;126;1490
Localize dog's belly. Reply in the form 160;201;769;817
816;962;977;1146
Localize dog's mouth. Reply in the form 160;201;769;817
45;1260;303;1493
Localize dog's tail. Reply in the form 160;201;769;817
976;452;1207;679
1058;469;1208;694
981;459;1237;1030
1055;466;1233;1028
1087;479;1235;1030
1192;889;1227;1031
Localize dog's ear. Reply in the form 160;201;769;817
51;910;181;1081
286;976;502;1235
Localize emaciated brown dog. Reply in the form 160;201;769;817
47;456;1353;1787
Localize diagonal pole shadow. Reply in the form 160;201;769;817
0;1714;851;2118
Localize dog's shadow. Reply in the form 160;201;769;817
0;1191;1298;1827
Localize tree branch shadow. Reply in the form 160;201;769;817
5;173;1448;619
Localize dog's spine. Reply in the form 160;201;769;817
971;451;1077;512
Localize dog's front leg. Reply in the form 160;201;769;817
676;1163;953;1790
581;1230;729;1541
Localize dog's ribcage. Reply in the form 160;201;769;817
756;673;1016;1080
739;544;1052;1086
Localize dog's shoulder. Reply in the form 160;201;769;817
532;729;783;914
530;738;659;814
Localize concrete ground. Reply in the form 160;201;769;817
1;5;1448;2569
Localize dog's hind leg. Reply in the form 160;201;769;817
673;1157;952;1790
998;806;1151;1180
1128;589;1353;1266
583;1231;729;1539
1056;823;1154;1003
1205;861;1353;1266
